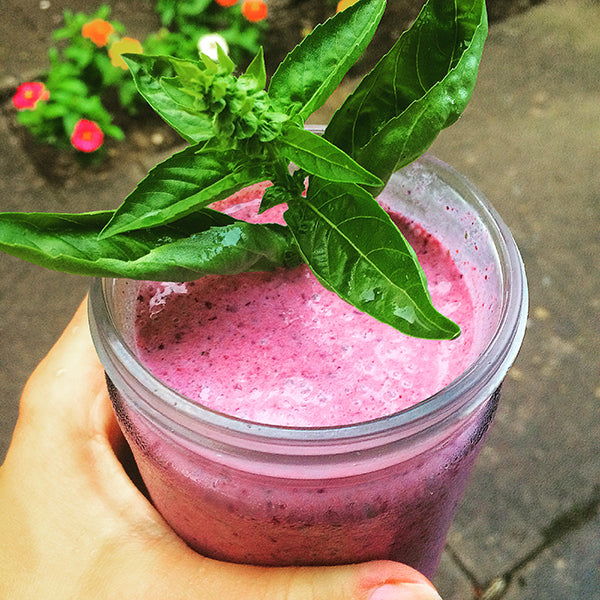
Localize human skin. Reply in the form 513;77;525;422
0;300;442;600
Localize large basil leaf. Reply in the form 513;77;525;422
100;144;268;238
278;126;382;186
268;0;385;121
0;210;299;280
285;179;460;340
325;0;487;192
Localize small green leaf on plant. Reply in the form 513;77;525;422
325;0;487;193
100;144;270;237
278;126;383;186
269;0;385;120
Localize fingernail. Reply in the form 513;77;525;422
368;582;443;600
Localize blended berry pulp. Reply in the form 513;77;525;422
101;164;510;576
134;189;478;427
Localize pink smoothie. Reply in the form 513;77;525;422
134;185;478;426
104;175;504;575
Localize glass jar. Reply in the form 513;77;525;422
88;155;527;577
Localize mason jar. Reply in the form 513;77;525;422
88;155;528;577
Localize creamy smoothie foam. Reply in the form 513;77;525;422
134;185;479;427
93;159;525;576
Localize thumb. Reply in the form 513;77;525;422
275;561;444;600
147;552;443;600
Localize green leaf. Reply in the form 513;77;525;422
258;169;307;214
325;0;487;192
278;126;382;186
100;144;269;238
104;124;125;140
259;184;292;214
268;0;385;121
215;43;236;74
239;47;266;92
0;210;300;280
285;179;460;340
123;54;215;143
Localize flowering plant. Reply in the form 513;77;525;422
148;0;267;66
1;0;487;339
12;2;268;156
12;7;137;155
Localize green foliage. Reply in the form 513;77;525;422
285;178;460;340
122;49;288;147
0;210;300;280
325;0;488;195
268;0;385;120
149;0;265;67
3;0;488;339
99;142;271;237
15;7;129;152
13;1;268;155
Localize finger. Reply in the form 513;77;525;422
12;297;129;477
6;297;144;520
8;298;155;511
204;559;443;600
106;544;443;600
17;297;114;436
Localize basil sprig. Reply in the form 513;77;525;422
325;0;488;195
0;210;300;280
0;0;487;339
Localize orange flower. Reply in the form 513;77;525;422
81;19;115;47
12;82;50;111
215;0;238;6
241;0;268;22
108;37;144;69
336;0;359;11
71;119;104;153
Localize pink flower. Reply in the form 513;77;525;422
71;119;104;153
12;82;50;111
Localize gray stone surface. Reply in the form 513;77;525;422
1;1;599;599
428;1;600;597
501;510;600;600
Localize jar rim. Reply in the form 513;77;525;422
88;154;528;444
